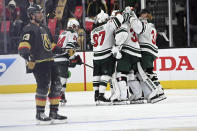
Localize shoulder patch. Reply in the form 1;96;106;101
23;34;30;41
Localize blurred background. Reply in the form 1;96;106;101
0;0;196;54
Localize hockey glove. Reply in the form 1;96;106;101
75;55;82;65
111;46;122;59
27;61;35;70
73;42;80;49
122;6;135;23
52;45;64;54
69;59;77;68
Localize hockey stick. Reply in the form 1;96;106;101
82;62;93;68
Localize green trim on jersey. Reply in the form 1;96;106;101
115;28;127;35
140;42;158;57
122;45;141;57
66;42;75;49
93;48;112;60
122;45;141;54
94;48;111;57
112;17;121;28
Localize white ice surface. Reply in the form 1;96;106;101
0;89;197;131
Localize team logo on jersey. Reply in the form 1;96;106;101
0;58;16;77
41;34;52;51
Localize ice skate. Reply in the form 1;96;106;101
111;99;129;105
130;97;147;104
96;93;111;106
49;111;67;124
149;85;167;103
109;91;120;102
109;89;115;101
149;94;167;104
157;85;166;97
36;112;52;125
147;88;158;101
98;93;110;102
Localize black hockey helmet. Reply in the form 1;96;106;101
27;4;43;18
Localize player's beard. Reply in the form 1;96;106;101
35;17;43;24
34;13;44;24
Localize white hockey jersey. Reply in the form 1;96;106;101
57;30;78;49
115;21;141;58
138;21;158;57
55;30;78;62
91;18;120;60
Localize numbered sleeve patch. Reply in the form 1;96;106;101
23;34;30;41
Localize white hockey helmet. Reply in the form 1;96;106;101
8;0;16;8
96;10;109;23
67;18;80;31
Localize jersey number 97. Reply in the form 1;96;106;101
93;31;106;47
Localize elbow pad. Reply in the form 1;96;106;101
18;48;30;61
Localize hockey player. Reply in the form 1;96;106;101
110;7;143;104
124;7;166;103
18;5;67;124
91;10;123;104
137;9;166;103
55;18;82;105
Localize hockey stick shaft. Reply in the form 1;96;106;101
82;62;93;68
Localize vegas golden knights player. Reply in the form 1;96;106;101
18;5;67;124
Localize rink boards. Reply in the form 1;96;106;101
0;48;197;93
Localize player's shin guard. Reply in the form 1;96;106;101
99;75;111;94
60;77;67;105
97;75;111;104
128;80;147;104
146;69;166;102
35;95;51;124
117;73;129;101
93;76;100;102
109;77;121;101
139;81;152;99
109;80;115;98
128;80;143;100
137;62;159;102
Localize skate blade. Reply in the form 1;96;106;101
112;101;129;105
36;120;52;125
96;101;112;106
150;95;167;104
60;102;66;106
130;100;147;104
148;90;159;100
51;119;68;124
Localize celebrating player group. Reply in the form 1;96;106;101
91;7;167;105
